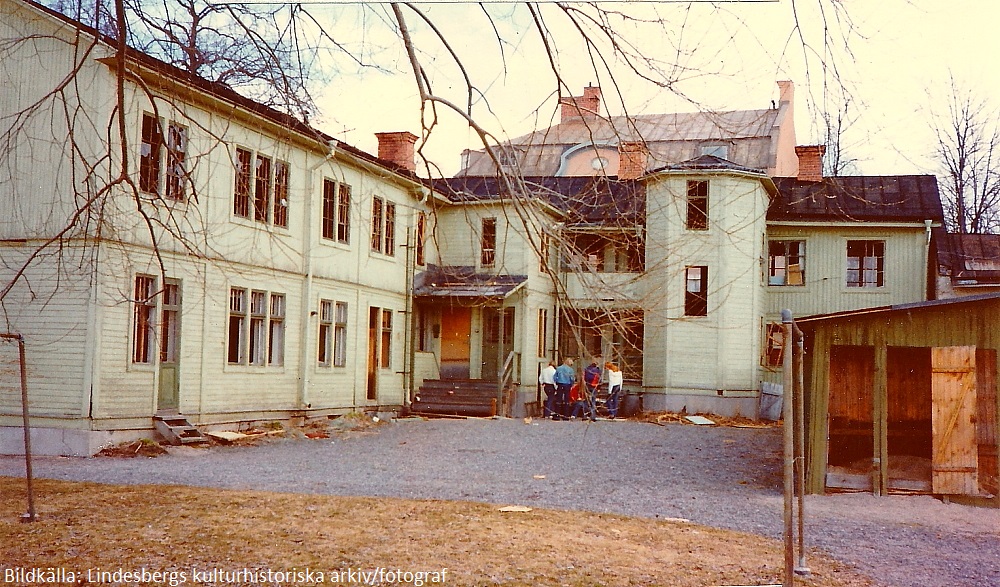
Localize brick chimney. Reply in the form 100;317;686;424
559;85;602;122
795;145;825;182
617;141;648;180
375;131;418;172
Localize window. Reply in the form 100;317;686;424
273;161;289;228
139;114;163;194
228;286;285;366
371;197;384;252
140;114;187;200
846;240;885;288
233;147;287;226
538;231;548;272
337;184;351;243
248;290;267;365
416;212;426;266
234;148;252;218
322;180;337;240
165;123;187;200
700;145;729;160
684;266;708;316
763;322;784;367
133;275;157;364
318;299;333;366
268;294;285;366
537;308;548;357
228;288;247;364
481;217;497;267
686;180;709;230
334;302;348;367
254;155;272;222
380;309;393;369
768;240;806;286
160;280;180;364
384;202;396;256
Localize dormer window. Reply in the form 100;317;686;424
700;144;729;160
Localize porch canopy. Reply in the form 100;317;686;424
414;265;527;301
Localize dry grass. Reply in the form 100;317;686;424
1;478;875;586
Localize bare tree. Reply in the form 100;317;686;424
934;77;1000;234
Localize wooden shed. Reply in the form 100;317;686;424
796;293;1000;506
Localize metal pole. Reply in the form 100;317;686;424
780;309;794;587
794;325;809;576
16;335;36;522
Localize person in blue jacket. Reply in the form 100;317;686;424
552;358;576;420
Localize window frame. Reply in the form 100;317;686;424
232;147;287;227
481;217;497;267
380;308;393;369
684;265;709;317
334;301;348;368
768;240;806;286
132;274;157;364
416;212;426;266
371;196;384;253
227;287;248;365
846;239;886;288
268;293;285;366
686;180;709;231
318;299;333;367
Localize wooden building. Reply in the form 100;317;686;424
796;293;1000;506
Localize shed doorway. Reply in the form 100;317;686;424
886;347;932;492
825;345;875;491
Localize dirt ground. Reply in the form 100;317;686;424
1;477;875;587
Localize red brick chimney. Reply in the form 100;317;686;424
559;85;602;122
375;131;418;172
617;141;648;180
795;145;826;182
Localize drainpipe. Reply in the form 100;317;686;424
298;139;339;412
404;225;415;411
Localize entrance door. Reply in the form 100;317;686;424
931;346;979;495
482;307;514;382
367;307;379;401
440;307;471;379
157;280;180;412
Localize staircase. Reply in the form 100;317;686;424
153;415;208;445
411;379;514;417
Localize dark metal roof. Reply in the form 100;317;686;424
413;266;527;300
934;229;1000;284
437;176;645;225
770;176;943;223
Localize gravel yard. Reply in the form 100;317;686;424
2;417;997;586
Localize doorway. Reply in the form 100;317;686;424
157;279;180;412
440;306;471;379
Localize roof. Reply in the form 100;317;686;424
413;266;527;300
438;176;645;225
656;154;765;174
458;107;783;176
934;230;1000;285
795;291;1000;324
770;176;944;223
22;0;418;181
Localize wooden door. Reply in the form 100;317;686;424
440;307;471;379
931;346;979;495
157;280;180;412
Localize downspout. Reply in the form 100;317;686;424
924;219;934;300
404;224;415;411
298;139;338;411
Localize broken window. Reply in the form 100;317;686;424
685;266;708;316
481;217;497;267
686;180;709;230
768;240;806;286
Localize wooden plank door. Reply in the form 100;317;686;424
931;346;979;495
440;307;471;379
157;280;181;412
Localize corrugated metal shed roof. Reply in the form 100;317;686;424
934;230;1000;284
770;176;944;223
413;266;527;300
795;291;1000;324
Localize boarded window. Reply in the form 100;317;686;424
768;240;805;286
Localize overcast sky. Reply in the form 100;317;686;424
311;1;997;178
